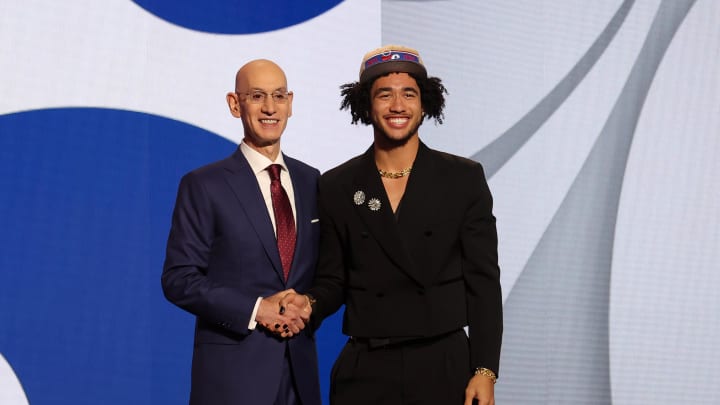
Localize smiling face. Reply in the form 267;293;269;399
369;72;423;147
226;60;293;154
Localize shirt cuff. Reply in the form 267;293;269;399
248;296;263;330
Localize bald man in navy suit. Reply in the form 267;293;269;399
162;59;321;405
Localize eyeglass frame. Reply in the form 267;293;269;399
235;89;293;104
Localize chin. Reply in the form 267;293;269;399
374;127;417;146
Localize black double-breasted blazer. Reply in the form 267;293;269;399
309;141;502;373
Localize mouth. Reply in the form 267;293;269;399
386;117;409;127
260;119;279;125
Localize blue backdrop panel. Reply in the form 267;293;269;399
132;0;343;33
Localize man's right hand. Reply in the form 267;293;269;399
256;289;310;338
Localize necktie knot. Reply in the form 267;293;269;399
267;164;282;182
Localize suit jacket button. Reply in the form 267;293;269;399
376;292;385;298
424;230;433;236
417;289;425;296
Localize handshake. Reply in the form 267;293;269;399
255;289;313;338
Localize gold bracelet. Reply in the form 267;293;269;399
474;367;497;384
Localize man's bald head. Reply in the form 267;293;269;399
234;59;288;93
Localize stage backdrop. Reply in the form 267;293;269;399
1;0;718;404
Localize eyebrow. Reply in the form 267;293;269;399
374;86;419;94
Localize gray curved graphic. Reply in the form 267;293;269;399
471;0;635;179
496;1;696;403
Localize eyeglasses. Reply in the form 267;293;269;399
236;90;292;104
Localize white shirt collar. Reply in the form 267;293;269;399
239;141;288;175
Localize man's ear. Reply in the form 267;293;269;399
226;92;242;118
287;91;293;118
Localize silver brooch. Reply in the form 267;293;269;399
368;198;381;211
353;190;366;205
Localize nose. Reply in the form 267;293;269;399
261;96;277;114
389;94;405;113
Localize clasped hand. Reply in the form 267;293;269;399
255;289;312;338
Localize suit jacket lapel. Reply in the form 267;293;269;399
346;148;422;286
284;156;312;286
396;143;444;285
223;150;285;282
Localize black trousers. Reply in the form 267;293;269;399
330;330;471;405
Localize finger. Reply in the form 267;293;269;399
279;297;292;308
288;321;302;334
279;306;285;315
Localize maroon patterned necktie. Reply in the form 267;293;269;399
267;164;296;281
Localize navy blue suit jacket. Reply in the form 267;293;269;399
162;148;321;405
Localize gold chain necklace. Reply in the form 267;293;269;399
378;167;412;179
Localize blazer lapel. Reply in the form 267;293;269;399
395;143;445;285
222;150;285;282
284;156;313;286
345;148;422;286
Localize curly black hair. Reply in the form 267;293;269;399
340;73;447;125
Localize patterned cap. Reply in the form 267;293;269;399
358;45;427;85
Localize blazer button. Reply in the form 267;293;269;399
417;289;425;296
376;292;385;298
424;230;433;236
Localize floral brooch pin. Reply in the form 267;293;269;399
353;190;381;212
